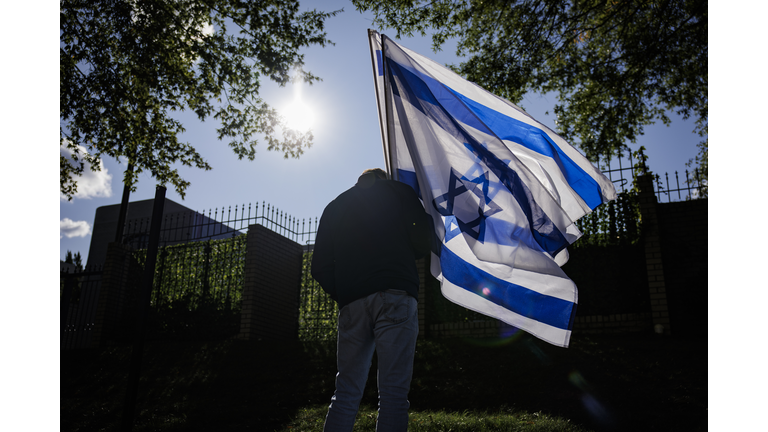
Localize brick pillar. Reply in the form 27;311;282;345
92;243;137;348
637;174;671;334
239;224;304;341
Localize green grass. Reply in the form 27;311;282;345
61;332;706;432
283;405;591;431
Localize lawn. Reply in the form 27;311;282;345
61;331;706;431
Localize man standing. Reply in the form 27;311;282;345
311;168;432;431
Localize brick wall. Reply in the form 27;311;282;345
239;224;304;341
636;174;672;333
573;313;653;334
635;174;708;337
657;199;708;337
562;243;649;316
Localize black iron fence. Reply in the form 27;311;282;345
123;203;319;342
62;152;706;347
652;169;707;202
122;201;318;249
132;235;247;341
122;201;337;342
572;148;706;248
298;245;339;341
592;147;706;202
61;267;103;350
59;202;323;348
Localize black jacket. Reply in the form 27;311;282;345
311;173;432;308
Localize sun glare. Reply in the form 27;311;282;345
283;100;315;132
282;76;315;132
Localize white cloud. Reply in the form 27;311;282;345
60;218;91;239
61;141;113;201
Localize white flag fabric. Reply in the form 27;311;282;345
367;30;617;347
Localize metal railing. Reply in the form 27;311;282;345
298;245;338;341
592;147;706;202
653;169;706;202
122;201;318;249
595;148;639;195
119;201;322;341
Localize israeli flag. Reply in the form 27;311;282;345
367;31;617;347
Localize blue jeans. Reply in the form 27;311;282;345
324;289;419;432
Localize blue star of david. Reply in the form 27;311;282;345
432;168;502;242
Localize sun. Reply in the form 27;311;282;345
282;75;315;132
283;100;315;132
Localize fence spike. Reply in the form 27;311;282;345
654;173;662;201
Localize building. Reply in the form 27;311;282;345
85;198;241;269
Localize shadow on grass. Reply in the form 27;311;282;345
61;332;706;431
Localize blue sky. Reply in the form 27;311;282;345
58;0;706;265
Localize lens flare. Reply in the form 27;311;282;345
569;370;615;427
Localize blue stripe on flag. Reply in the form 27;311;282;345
441;244;576;330
387;59;569;257
397;168;421;199
448;93;603;210
376;50;383;76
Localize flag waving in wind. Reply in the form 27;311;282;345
367;30;617;347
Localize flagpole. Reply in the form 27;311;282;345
367;29;391;178
381;34;398;181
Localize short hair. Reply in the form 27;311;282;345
360;168;387;180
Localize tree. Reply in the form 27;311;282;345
61;0;339;200
686;138;707;197
64;250;84;271
353;0;707;174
